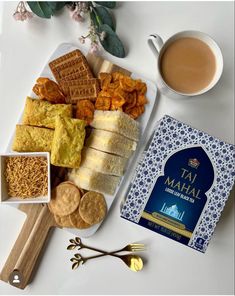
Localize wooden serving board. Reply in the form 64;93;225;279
1;43;158;289
0;204;58;289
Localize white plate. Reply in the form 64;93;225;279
6;43;158;237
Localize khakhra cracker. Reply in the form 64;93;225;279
49;182;81;216
79;191;107;225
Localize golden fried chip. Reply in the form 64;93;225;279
76;99;95;125
111;97;126;110
37;77;50;84
124;92;137;111
136;94;148;106
112;72;125;81
126;105;145;119
95;96;111;110
98;90;112;98
96;72;148;120
99;72;112;88
113;88;128;103
108;81;120;89
120;76;136;92
33;77;66;104
32;84;40;96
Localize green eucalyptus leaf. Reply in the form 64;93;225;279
95;2;116;9
47;2;66;11
90;9;99;28
98;24;125;58
27;2;53;18
94;6;115;31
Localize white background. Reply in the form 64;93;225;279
0;1;234;295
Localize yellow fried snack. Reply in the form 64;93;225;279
95;72;148;119
95;96;111;111
12;124;54;152
51;116;86;168
22;97;72;129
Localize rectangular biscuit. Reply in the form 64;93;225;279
61;68;93;81
49;49;83;69
22;97;72;129
12;124;54;152
53;57;89;80
60;78;100;103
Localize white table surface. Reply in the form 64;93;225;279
0;1;234;295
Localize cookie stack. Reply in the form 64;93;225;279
48;181;107;229
49;49;100;105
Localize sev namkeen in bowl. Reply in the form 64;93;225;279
4;156;48;199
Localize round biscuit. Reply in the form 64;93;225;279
69;208;91;229
49;183;80;216
54;214;73;228
61;181;85;196
79;191;107;225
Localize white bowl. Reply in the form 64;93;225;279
0;152;51;204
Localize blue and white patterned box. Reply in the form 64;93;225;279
121;115;235;253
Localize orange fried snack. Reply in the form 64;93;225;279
33;77;66;104
95;72;148;119
76;99;95;125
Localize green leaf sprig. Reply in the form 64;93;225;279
14;2;126;58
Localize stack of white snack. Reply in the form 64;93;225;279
68;110;140;195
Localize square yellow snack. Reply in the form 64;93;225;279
12;124;54;152
51;116;86;168
22;97;72;129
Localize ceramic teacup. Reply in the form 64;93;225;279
148;31;223;99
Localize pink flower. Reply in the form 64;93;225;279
89;42;99;54
13;2;33;21
72;12;84;22
69;6;84;22
13;11;23;21
25;11;33;19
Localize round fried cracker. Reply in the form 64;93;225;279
54;214;73;228
60;181;85;196
49;183;81;217
69;208;91;229
79;191;107;225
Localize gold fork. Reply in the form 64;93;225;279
70;253;144;272
67;237;146;254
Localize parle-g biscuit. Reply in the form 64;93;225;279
49;50;93;84
49;49;83;68
60;78;100;104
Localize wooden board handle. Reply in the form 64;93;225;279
8;205;56;289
